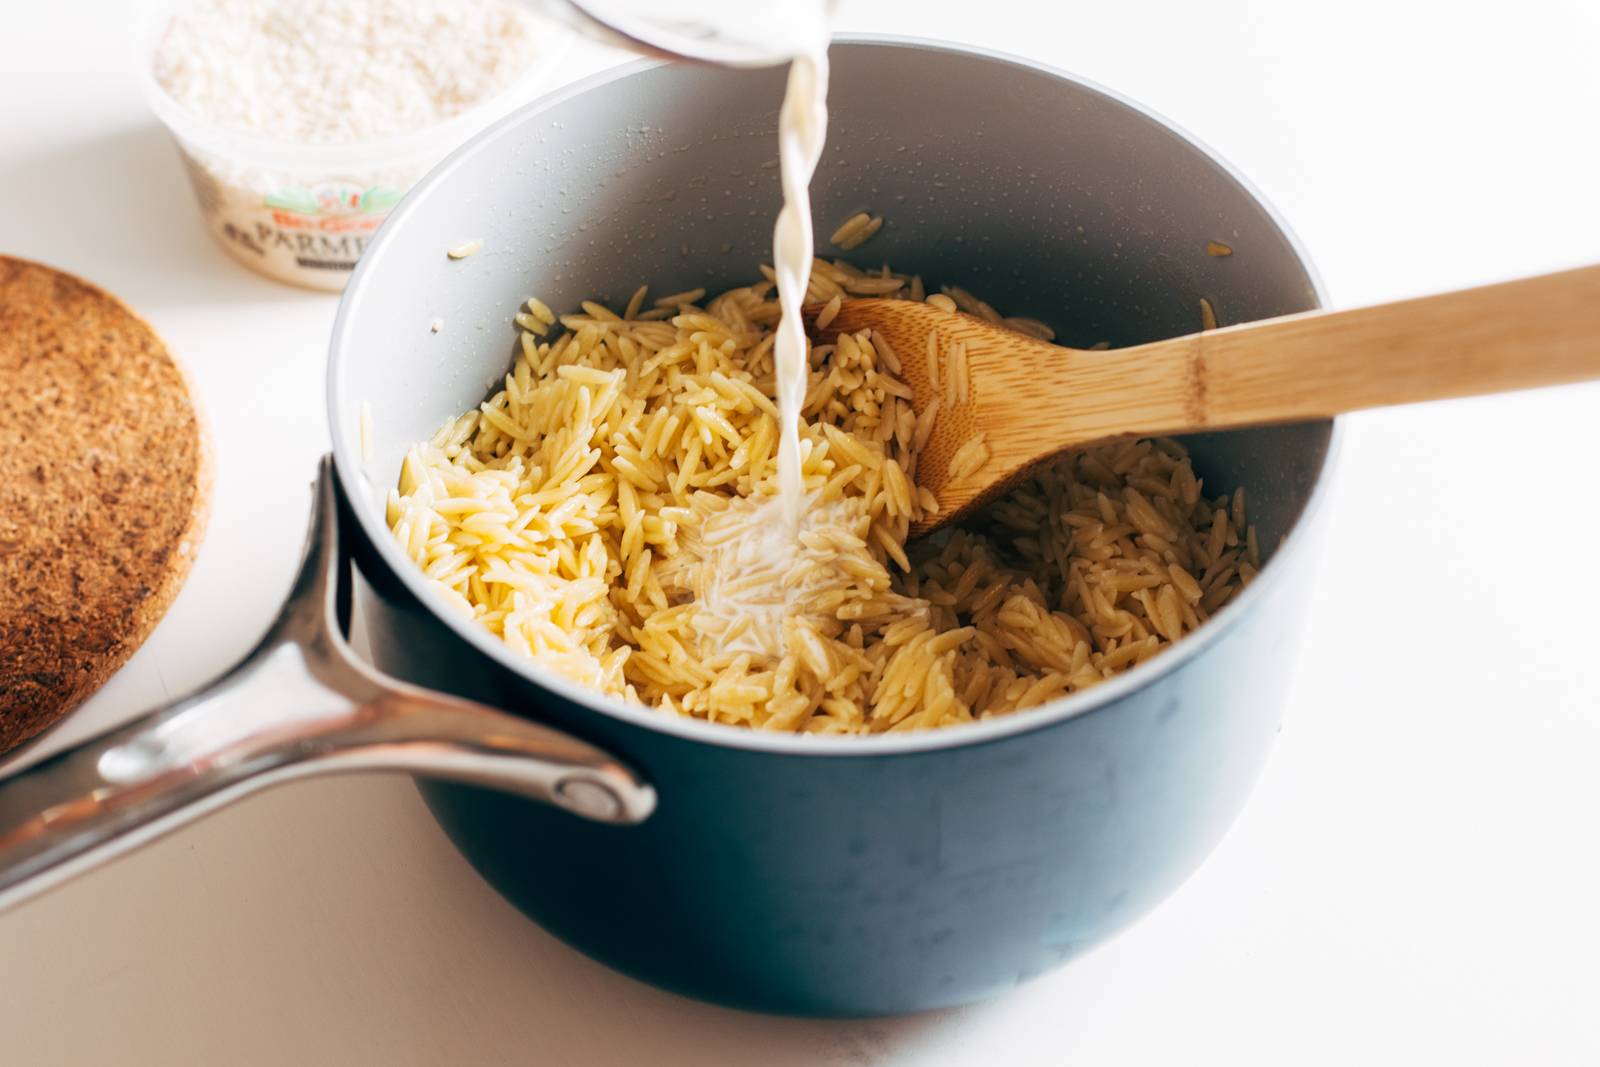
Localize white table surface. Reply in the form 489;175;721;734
4;2;1599;1063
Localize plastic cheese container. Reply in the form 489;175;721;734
136;2;572;291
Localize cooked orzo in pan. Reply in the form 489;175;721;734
388;260;1258;734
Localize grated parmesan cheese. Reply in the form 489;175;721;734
153;0;546;145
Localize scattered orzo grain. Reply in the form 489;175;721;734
815;292;843;330
654;287;706;308
942;285;1002;324
830;211;884;251
947;431;990;481
1004;316;1056;341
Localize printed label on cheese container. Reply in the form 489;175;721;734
175;146;414;291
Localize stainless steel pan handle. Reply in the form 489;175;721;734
0;457;655;914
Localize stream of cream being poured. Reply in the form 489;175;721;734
771;47;829;536
676;28;848;657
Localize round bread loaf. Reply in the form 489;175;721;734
0;257;211;755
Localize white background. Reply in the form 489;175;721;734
3;1;1599;1063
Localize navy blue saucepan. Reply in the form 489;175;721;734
0;40;1335;1016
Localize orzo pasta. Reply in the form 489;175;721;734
388;258;1258;734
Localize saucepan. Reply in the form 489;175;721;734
0;39;1337;1016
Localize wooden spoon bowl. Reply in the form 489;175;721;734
807;264;1600;535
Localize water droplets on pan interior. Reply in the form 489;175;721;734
387;17;1261;734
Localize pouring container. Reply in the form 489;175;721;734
0;39;1337;1016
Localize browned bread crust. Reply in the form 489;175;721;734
0;256;212;755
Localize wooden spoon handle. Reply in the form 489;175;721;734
1112;263;1600;435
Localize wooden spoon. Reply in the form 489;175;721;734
806;263;1600;535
